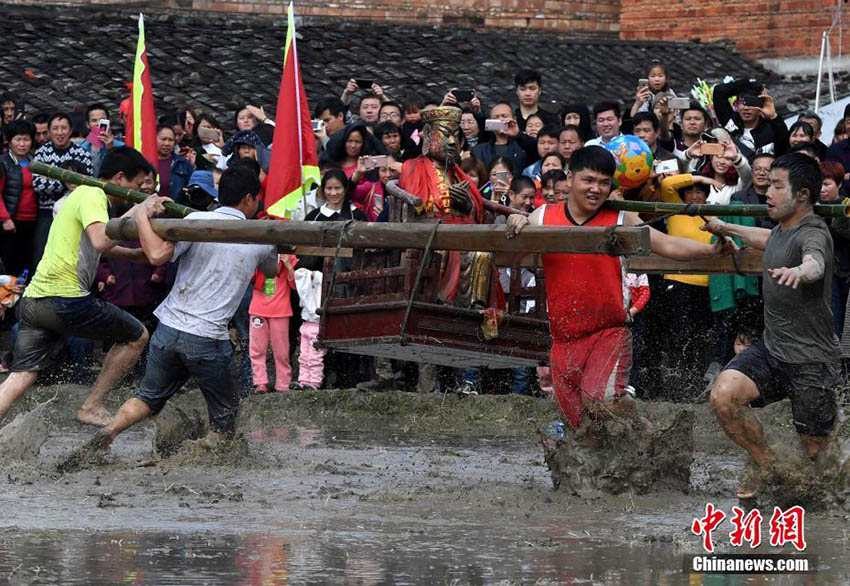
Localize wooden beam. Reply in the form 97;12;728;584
628;249;763;275
105;218;652;256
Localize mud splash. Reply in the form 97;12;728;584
543;406;694;496
0;398;50;461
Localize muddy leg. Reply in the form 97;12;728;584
799;434;830;460
710;370;773;468
0;371;39;423
77;328;149;427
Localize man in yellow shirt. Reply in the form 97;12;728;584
0;147;164;427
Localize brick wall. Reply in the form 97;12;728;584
17;0;848;59
620;0;850;60
162;0;622;34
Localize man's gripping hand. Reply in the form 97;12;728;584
505;214;529;239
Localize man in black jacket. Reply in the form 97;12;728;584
471;103;537;176
713;79;789;162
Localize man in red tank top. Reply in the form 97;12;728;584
507;146;732;430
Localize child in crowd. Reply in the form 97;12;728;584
631;60;676;117
249;253;296;393
292;267;324;391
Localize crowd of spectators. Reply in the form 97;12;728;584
1;58;850;400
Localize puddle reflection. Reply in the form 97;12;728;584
0;528;842;585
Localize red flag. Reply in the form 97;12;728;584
125;14;157;166
265;3;320;218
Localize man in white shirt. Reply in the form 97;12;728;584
585;101;622;147
62;166;279;467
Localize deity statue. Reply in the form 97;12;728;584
397;106;498;308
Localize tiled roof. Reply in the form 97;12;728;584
0;3;817;128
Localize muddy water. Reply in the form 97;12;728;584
0;386;848;585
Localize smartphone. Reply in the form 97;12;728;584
638;78;649;88
699;142;724;156
363;155;388;170
741;95;766;108
355;79;374;90
668;97;690;110
197;127;220;142
97;118;110;133
484;119;508;132
452;89;475;102
311;119;323;132
492;171;510;184
654;159;679;174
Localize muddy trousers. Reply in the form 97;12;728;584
298;321;325;389
249;316;291;391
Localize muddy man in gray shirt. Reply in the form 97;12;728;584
703;153;838;499
62;166;279;470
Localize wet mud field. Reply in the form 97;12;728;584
1;384;849;585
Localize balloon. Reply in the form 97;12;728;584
603;135;654;189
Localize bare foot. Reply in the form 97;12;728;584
76;406;113;427
736;459;766;499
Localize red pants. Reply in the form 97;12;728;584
550;327;632;430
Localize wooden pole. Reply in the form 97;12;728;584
106;218;652;256
604;199;850;218
29;161;198;218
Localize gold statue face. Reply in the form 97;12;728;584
421;106;463;163
424;120;463;163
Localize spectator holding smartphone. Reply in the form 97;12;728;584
471;103;536;175
713;80;789;160
630;60;676;117
684;137;751;205
79;104;121;178
192;114;226;171
486;157;513;205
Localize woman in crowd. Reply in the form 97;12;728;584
486;157;513;206
685;138;751;205
524;114;544;139
295;169;367;390
330;124;382;218
156;125;194;202
788;120;816;148
559;103;594;142
821;159;850;336
460;107;484;152
192;113;226;171
539;152;565;175
0;120;38;275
